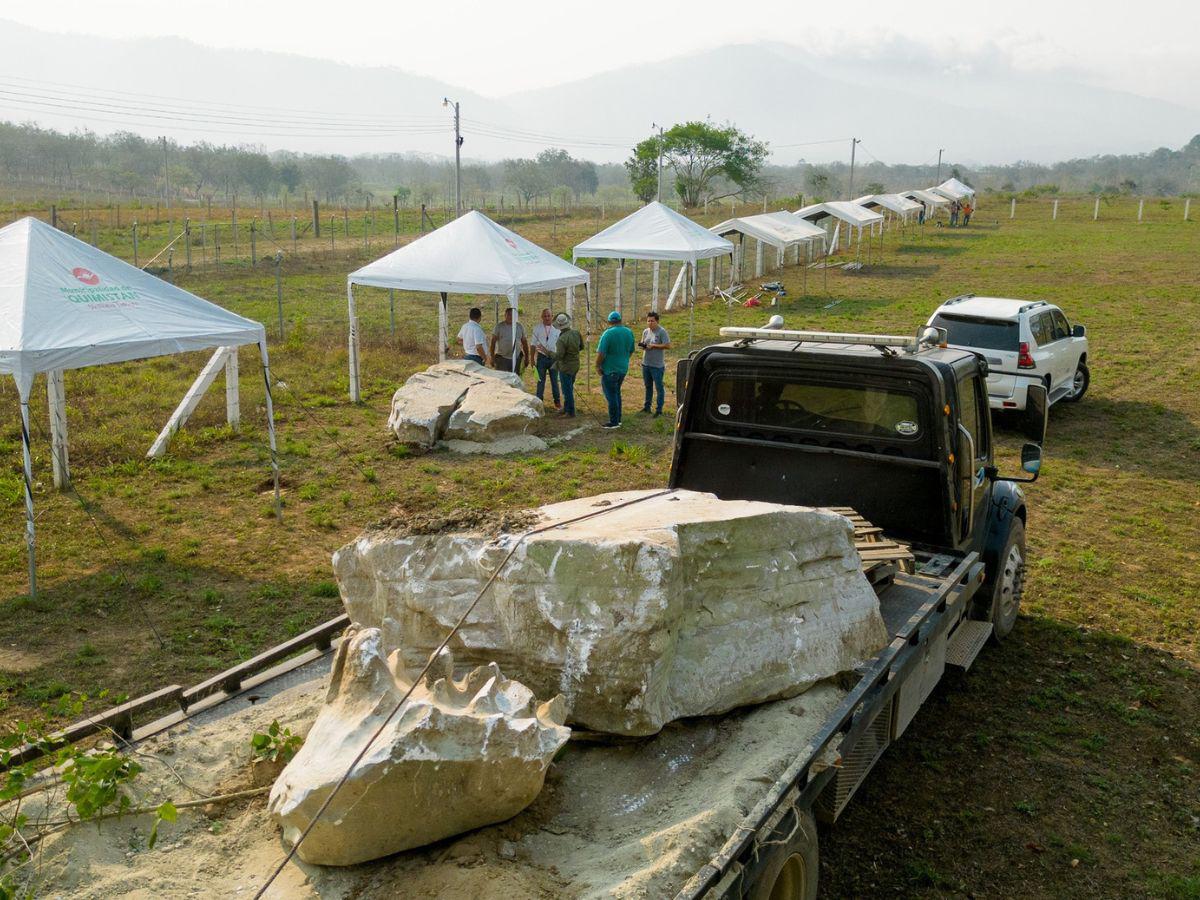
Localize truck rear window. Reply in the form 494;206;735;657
707;376;923;442
931;314;1019;351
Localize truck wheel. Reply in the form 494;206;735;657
747;809;819;900
986;519;1025;642
1064;361;1089;402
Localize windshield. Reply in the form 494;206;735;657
931;313;1019;352
707;375;924;442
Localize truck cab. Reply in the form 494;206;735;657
670;323;1047;638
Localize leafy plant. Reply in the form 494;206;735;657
250;720;302;765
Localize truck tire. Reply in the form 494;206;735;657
1064;361;1089;402
985;519;1025;642
746;809;819;900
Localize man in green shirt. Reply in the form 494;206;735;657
551;312;583;418
595;310;636;428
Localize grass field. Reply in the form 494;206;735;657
0;197;1197;898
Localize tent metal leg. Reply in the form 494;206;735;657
258;340;283;522
19;397;36;598
347;282;361;402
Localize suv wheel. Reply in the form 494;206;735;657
1064;361;1089;402
987;519;1025;642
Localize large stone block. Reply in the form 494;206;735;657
334;489;889;736
386;360;535;448
268;626;569;866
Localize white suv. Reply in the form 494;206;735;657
927;295;1089;411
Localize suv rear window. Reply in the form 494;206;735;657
707;376;923;442
931;313;1019;351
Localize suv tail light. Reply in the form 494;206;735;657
1018;342;1036;369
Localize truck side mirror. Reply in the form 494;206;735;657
676;358;691;405
1072;324;1086;338
1021;443;1043;475
1021;383;1048;445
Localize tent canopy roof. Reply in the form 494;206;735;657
854;193;923;215
573;201;733;262
902;189;950;207
349;209;588;297
794;201;884;227
0;217;265;394
932;178;976;200
710;212;826;250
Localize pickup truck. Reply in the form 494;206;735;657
9;326;1050;900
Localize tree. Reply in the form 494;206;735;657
277;161;302;193
805;168;832;199
624;138;660;203
864;181;886;195
394;185;412;206
504;158;546;207
629;121;767;208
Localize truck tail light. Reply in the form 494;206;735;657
1018;342;1036;369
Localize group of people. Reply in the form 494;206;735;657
949;198;974;226
452;306;670;428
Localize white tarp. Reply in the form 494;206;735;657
349;209;588;297
902;189;951;209
793;201;885;228
854;194;923;217
932;178;976;201
0;217;265;395
572;201;733;263
710;212;827;250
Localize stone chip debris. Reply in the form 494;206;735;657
334;489;890;736
386;360;544;450
268;625;570;866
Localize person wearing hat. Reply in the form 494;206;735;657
551;312;583;418
595;310;636;429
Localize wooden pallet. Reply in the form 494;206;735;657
824;506;915;578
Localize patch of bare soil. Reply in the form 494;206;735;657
367;505;539;537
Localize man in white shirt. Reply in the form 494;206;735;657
530;307;562;409
454;307;488;365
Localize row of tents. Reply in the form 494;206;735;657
0;176;974;594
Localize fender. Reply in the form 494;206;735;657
981;481;1026;584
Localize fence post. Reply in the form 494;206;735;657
51;204;57;228
1093;198;1100;221
232;200;238;256
132;221;139;267
201;222;207;264
185;218;191;270
250;220;257;265
330;216;335;250
420;203;427;234
1185;198;1192;221
393;195;400;246
312;199;320;237
1137;199;1144;222
1010;197;1016;219
343;208;349;237
1052;199;1059;220
389;289;396;335
90;220;97;246
275;252;285;339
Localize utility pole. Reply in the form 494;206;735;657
652;122;664;202
443;98;462;217
847;137;861;200
161;136;170;211
936;148;945;184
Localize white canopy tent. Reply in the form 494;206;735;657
572;201;732;314
854;193;923;219
901;189;951;220
0;216;280;597
710;212;827;281
346;210;590;400
931;178;976;201
794;201;885;257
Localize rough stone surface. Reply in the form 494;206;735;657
386;360;536;448
268;625;570;866
334;489;889;736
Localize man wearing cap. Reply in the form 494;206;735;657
551;312;583;418
595;310;636;429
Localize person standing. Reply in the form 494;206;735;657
551;312;582;418
453;307;488;365
639;311;671;417
595;310;636;429
530;307;562;409
949;200;960;227
490;306;529;374
962;200;973;226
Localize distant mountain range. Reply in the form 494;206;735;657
0;21;1195;165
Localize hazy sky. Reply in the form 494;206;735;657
5;0;1199;108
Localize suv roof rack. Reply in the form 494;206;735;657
719;325;948;355
943;293;976;304
1018;300;1049;313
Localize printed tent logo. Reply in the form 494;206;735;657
72;267;100;286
